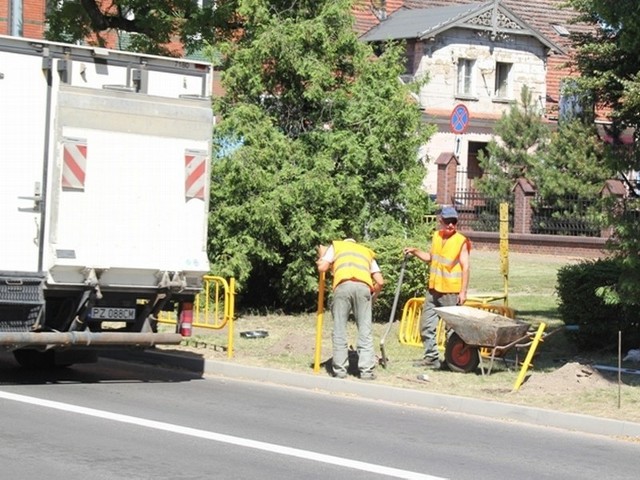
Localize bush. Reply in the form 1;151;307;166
367;234;433;324
556;258;640;351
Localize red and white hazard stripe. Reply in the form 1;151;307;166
185;150;207;200
61;139;87;191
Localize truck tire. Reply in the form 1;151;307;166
13;349;58;369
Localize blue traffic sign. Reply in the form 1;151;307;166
450;104;470;133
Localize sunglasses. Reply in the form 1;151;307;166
442;217;458;225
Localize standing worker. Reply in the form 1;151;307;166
403;206;471;370
317;238;384;380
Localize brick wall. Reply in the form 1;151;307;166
1;0;46;37
468;231;609;259
0;0;11;35
22;0;45;38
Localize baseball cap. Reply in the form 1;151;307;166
440;206;458;219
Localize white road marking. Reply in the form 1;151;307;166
0;390;445;479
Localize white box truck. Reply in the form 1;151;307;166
0;35;213;367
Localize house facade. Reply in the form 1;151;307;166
358;0;570;198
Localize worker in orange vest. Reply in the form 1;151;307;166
317;238;384;380
403;206;471;370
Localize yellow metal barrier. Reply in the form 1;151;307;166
465;302;515;359
398;297;424;347
194;276;235;330
513;322;546;391
397;297;447;352
158;275;236;358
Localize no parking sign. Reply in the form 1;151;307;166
450;104;470;134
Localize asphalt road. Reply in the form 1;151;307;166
1;352;639;479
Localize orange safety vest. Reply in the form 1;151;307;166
331;240;374;289
428;231;470;293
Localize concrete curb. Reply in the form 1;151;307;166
106;349;640;439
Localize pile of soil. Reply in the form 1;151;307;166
519;361;614;394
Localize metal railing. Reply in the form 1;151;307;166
453;190;515;233
452;188;603;237
531;194;601;237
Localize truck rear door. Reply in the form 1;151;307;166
0;42;48;272
50;86;212;284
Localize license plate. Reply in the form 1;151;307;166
89;307;136;321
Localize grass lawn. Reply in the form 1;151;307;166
468;249;575;325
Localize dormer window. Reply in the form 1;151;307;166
457;58;475;97
552;24;570;37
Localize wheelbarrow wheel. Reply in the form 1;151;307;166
444;332;480;373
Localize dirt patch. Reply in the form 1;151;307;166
519;362;615;394
265;331;315;357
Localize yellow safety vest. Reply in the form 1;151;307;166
428;231;470;293
332;240;374;289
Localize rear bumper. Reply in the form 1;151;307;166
0;332;183;350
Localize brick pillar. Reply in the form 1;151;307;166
512;178;535;234
599;179;626;238
436;152;459;205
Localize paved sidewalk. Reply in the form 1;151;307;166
105;349;640;439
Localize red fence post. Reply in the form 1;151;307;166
436;152;459;205
512;178;536;235
599;179;627;238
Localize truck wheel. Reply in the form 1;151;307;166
13;350;58;369
444;332;480;373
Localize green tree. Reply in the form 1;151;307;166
475;84;611;237
476;86;550;200
477;86;611;198
532;119;613;237
209;0;434;311
535;119;613;199
566;0;640;306
44;0;240;56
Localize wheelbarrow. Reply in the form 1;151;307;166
434;305;531;374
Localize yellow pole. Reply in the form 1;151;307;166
499;202;509;306
313;271;326;374
227;277;235;359
513;322;546;391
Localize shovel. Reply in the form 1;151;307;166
379;254;408;368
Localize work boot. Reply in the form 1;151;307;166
360;371;376;381
413;358;441;370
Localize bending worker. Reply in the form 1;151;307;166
403;206;471;370
317;238;384;380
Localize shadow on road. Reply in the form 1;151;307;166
0;348;204;386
